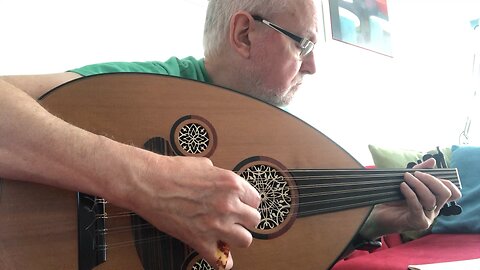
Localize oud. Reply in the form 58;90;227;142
0;74;461;270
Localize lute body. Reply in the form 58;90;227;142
0;74;460;270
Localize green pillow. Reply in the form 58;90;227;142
368;144;452;168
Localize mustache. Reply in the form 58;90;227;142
293;75;304;86
293;79;303;87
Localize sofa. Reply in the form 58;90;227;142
331;144;480;269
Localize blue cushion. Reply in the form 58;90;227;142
432;145;480;233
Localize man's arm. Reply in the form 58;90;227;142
0;74;261;269
1;72;81;99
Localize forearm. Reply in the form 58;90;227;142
358;209;389;240
358;203;409;240
0;78;142;209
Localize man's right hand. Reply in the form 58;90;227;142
123;153;262;269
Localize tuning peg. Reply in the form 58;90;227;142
439;201;463;216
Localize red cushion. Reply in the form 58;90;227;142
332;234;480;270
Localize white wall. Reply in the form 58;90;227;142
289;0;480;164
0;0;207;74
1;0;479;165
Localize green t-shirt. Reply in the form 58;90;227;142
69;56;212;83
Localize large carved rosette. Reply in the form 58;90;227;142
234;157;298;239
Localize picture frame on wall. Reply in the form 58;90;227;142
324;0;392;56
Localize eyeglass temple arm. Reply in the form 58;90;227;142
251;15;304;44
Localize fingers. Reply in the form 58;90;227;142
441;179;462;201
403;170;460;214
217;171;260;231
409;157;461;203
215;174;260;269
216;175;261;247
404;172;439;211
202;171;260;268
400;181;426;216
236;200;262;230
225;223;257;247
238;174;262;209
412;157;436;169
222;172;261;231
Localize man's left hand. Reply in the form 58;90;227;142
359;158;462;239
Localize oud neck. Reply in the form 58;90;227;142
291;168;460;218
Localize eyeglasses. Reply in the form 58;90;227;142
252;15;315;58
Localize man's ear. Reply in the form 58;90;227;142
229;12;255;59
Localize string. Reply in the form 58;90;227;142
94;169;459;221
91;184;431;251
86;168;460;251
97;172;458;218
238;168;459;182
95;170;459;222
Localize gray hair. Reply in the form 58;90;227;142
203;0;289;58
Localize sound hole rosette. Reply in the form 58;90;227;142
170;115;217;157
233;156;298;239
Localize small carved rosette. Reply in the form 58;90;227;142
170;115;217;157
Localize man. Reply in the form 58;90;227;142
0;0;461;269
